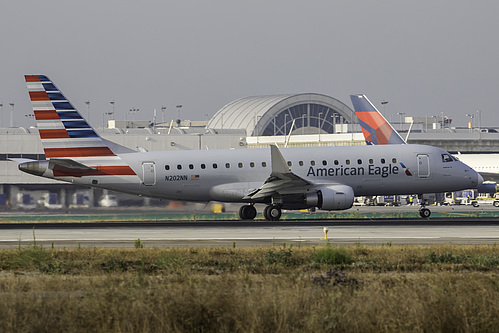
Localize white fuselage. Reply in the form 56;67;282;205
454;153;499;175
39;144;480;203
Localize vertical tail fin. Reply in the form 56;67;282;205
24;75;136;178
25;75;116;158
350;94;406;145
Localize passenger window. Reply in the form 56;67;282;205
250;162;255;168
334;160;339;165
287;161;292;167
201;164;206;169
177;164;182;170
346;160;350;165
299;161;304;166
225;163;231;168
189;164;194;170
369;159;374;164
238;162;243;168
357;159;362;165
213;163;218;169
262;162;267;167
381;158;386;164
392;158;397;163
165;165;170;170
322;160;327;166
311;161;316;166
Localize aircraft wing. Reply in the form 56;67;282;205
243;145;312;200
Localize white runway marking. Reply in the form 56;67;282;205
1;224;498;247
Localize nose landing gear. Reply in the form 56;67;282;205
419;200;431;218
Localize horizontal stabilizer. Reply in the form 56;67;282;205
49;158;96;172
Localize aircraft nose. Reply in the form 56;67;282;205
476;172;484;186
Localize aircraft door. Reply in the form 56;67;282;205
417;154;430;178
142;162;156;186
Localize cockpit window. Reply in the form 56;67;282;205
442;154;454;163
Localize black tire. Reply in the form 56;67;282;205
419;208;431;218
472;202;479;208
494;201;499;207
264;205;281;221
268;206;282;221
263;205;271;221
239;205;257;220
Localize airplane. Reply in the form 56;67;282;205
17;75;482;220
350;93;499;185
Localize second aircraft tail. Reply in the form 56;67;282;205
350;94;406;145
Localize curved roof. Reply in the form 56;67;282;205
206;93;354;136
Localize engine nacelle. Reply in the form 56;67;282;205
305;185;354;210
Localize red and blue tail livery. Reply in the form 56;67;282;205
350;94;406;145
24;75;137;180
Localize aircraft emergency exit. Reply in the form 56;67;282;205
18;76;482;220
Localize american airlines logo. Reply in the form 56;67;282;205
307;163;403;178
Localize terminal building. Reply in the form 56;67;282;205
1;92;498;210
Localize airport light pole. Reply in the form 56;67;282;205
9;102;14;127
25;114;34;126
397;112;405;132
318;112;323;142
110;101;115;120
176;105;182;126
85;100;90;125
0;103;3;128
477;110;481;139
161;106;166;123
381;100;388;108
381;100;388;121
129;108;139;128
284;113;290;136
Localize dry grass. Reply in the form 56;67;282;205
0;244;498;332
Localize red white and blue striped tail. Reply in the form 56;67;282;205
25;75;136;178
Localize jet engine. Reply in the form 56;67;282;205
304;185;354;210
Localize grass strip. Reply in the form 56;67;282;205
0;243;498;332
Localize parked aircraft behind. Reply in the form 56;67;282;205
18;76;482;219
454;153;499;183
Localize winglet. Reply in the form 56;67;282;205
350;94;406;145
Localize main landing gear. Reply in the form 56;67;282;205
263;205;282;221
238;204;257;220
238;204;283;221
419;200;431;218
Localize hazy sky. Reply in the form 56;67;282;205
1;0;498;128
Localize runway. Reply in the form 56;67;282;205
1;219;498;248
